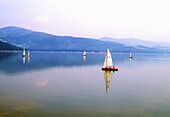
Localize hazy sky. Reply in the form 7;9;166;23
0;0;170;42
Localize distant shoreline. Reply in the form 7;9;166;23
0;50;169;54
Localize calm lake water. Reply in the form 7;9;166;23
0;52;170;117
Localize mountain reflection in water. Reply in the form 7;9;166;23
0;52;125;74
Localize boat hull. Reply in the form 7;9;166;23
129;57;133;59
102;68;118;71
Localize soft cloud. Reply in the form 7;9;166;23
20;23;31;29
33;16;49;23
1;0;170;42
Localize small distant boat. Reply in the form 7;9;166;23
102;47;118;71
129;52;133;59
22;49;25;57
83;51;86;56
27;50;30;57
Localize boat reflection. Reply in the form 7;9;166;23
103;71;115;92
23;57;25;64
27;50;30;57
83;55;86;61
28;56;30;63
27;51;30;63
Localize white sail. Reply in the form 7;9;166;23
83;51;86;56
103;56;107;68
28;51;29;56
130;52;131;57
103;48;113;68
23;49;25;55
103;71;113;92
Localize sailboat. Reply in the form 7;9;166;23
22;48;25;57
27;50;30;57
83;51;86;56
103;71;114;92
129;52;133;59
102;47;118;71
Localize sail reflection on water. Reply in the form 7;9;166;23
23;57;25;64
83;56;86;61
27;51;30;63
103;71;115;92
28;56;30;63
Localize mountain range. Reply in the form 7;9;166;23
0;26;169;53
0;40;21;50
99;37;170;49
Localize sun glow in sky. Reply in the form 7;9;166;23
0;0;170;42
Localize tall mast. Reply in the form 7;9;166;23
106;47;108;67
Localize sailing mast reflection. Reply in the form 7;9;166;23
103;71;115;92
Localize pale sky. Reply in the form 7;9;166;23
0;0;170;42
